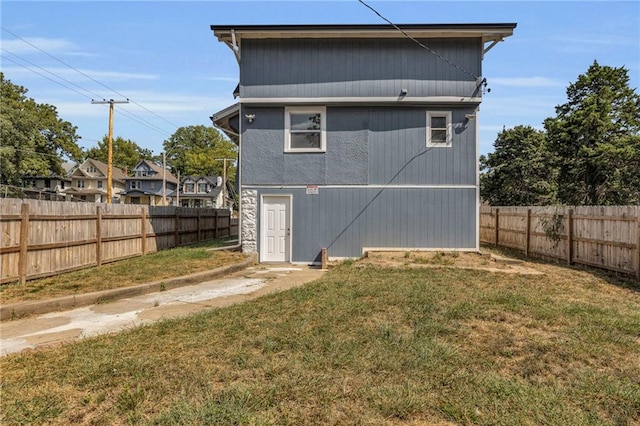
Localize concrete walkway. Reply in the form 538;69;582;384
0;265;325;357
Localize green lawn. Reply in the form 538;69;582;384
0;238;245;304
2;260;639;425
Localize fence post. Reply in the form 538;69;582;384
96;206;102;266
141;207;147;255
321;248;328;270
174;208;180;248
567;208;573;265
197;209;202;242
636;208;640;281
18;203;30;285
525;209;531;256
214;209;220;238
494;208;500;247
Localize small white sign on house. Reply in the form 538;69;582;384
306;185;319;195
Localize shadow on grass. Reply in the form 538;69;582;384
481;243;640;293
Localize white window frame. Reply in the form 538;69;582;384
76;180;85;188
284;106;326;153
426;111;453;148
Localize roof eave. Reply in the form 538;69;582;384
211;23;517;45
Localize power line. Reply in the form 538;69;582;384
2;53;173;137
356;0;480;81
1;54;95;100
1;27;182;132
2;52;173;138
0;145;79;160
2;48;101;100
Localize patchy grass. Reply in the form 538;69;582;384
2;261;639;425
0;238;245;304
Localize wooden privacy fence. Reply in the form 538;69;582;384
480;205;640;279
0;199;238;284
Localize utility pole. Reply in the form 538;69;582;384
91;99;129;203
162;152;167;206
215;158;235;209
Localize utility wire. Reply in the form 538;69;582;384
1;27;182;131
2;51;174;138
1;54;94;100
0;145;79;160
357;0;480;81
2;49;100;100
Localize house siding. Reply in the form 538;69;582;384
241;38;482;99
241;106;476;186
251;187;476;262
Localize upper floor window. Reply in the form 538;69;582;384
185;183;195;193
136;170;148;177
426;111;452;148
87;166;96;173
130;181;141;190
198;183;207;193
77;180;85;188
285;107;326;153
97;180;103;189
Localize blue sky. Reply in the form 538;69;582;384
1;1;638;157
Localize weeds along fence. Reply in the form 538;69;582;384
0;199;238;284
480;205;640;280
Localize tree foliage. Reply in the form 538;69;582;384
480;126;557;206
481;61;640;206
163;125;237;181
544;61;640;205
0;73;83;186
84;136;154;174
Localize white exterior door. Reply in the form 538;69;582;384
261;195;291;262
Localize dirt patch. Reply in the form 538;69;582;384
357;250;544;275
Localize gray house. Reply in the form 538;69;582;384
211;23;516;264
121;160;178;206
176;175;234;209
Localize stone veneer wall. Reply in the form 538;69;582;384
241;190;257;253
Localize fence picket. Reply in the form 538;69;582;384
1;199;237;284
480;205;639;280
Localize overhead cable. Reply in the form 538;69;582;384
356;0;480;81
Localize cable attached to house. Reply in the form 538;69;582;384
357;0;490;95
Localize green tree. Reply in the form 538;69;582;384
163;125;237;181
0;73;83;186
480;125;557;206
84;136;154;174
544;61;640;205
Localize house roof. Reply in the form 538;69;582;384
73;159;128;182
179;186;222;200
131;160;179;184
212;24;517;60
210;103;239;144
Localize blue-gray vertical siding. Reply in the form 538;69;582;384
256;187;476;262
241;106;476;186
240;38;482;98
242;106;478;261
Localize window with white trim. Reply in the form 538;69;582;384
426;111;452;147
285;107;326;153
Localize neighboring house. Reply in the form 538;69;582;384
121;160;178;206
22;162;77;200
64;159;127;203
176;176;234;209
211;23;516;264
